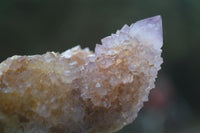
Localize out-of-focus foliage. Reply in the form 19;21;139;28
0;0;200;133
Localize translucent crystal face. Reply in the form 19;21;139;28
0;16;163;133
129;15;163;49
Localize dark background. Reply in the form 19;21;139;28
0;0;200;133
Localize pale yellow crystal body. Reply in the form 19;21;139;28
0;16;163;133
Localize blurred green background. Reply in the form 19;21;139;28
0;0;200;133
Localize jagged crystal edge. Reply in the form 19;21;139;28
100;15;163;50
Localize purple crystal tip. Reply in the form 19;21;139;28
129;15;163;49
100;15;163;51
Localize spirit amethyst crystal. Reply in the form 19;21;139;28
0;15;163;133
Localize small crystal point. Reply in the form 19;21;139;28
129;15;163;49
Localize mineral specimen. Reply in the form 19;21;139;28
0;15;163;133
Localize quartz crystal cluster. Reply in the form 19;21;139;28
0;16;163;133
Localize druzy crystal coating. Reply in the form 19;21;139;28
0;16;163;133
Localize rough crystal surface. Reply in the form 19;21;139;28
0;15;163;133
